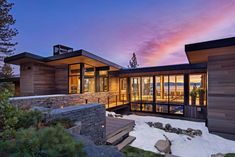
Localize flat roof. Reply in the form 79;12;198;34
185;37;235;63
185;37;235;52
4;49;123;70
118;63;207;74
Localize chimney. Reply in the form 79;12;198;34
53;44;73;55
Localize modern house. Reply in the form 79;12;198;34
4;37;235;140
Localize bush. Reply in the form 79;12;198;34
0;89;42;140
16;109;42;129
46;118;75;129
0;125;86;157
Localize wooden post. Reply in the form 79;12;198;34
80;63;84;94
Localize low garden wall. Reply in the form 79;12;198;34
9;91;118;109
47;104;106;145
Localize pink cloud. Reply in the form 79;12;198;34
135;0;235;66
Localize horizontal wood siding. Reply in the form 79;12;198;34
20;63;34;96
55;65;68;94
33;63;55;95
208;54;235;135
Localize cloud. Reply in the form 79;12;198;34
135;0;235;66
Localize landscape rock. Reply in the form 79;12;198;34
154;122;163;129
155;135;171;154
146;121;203;138
165;123;172;131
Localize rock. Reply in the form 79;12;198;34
211;153;224;157
187;137;191;140
154;122;163;129
108;114;114;117
171;128;178;134
195;129;202;136
146;122;154;127
187;128;193;132
155;139;171;154
177;128;183;134
165;123;172;131
114;114;123;118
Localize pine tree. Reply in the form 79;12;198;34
128;53;139;68
0;0;18;54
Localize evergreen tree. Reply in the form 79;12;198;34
0;0;18;54
128;52;139;68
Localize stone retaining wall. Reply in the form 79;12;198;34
48;104;106;145
9;91;118;109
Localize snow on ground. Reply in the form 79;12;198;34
113;113;235;157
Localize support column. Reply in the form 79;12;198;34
80;63;84;94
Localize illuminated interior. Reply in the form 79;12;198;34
130;77;141;101
156;76;169;103
69;64;80;94
141;77;153;102
99;70;108;92
189;74;207;106
169;75;184;104
120;78;128;101
84;65;95;93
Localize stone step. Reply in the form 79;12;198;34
116;136;136;150
107;127;133;145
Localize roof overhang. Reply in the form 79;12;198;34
185;37;235;64
4;49;123;71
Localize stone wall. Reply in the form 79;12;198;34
48;104;106;145
10;91;118;109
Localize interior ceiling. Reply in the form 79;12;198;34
187;46;235;64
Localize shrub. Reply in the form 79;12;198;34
46;118;75;129
0;89;42;139
16;109;42;129
0;125;86;157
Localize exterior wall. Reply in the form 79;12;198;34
20;62;55;96
48;104;106;145
55;65;68;94
10;91;118;109
208;54;235;137
20;63;34;96
33;63;55;95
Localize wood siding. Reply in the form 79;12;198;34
20;63;34;96
33;63;55;95
55;65;68;94
208;54;235;135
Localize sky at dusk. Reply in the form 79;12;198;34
10;0;235;67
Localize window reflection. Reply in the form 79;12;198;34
69;64;80;94
156;76;169;103
141;77;153;102
169;75;184;104
189;74;207;106
84;66;95;93
131;77;141;101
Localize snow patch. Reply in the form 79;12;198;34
10;94;67;100
122;114;235;157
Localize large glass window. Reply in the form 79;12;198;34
99;71;108;92
141;77;153;102
84;65;95;93
169;75;184;104
120;78;127;101
69;64;80;94
130;77;141;101
156;76;169;103
189;74;207;106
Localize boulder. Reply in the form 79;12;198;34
154;135;171;154
146;122;154;127
171;128;178;134
154;122;163;129
165;123;172;131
